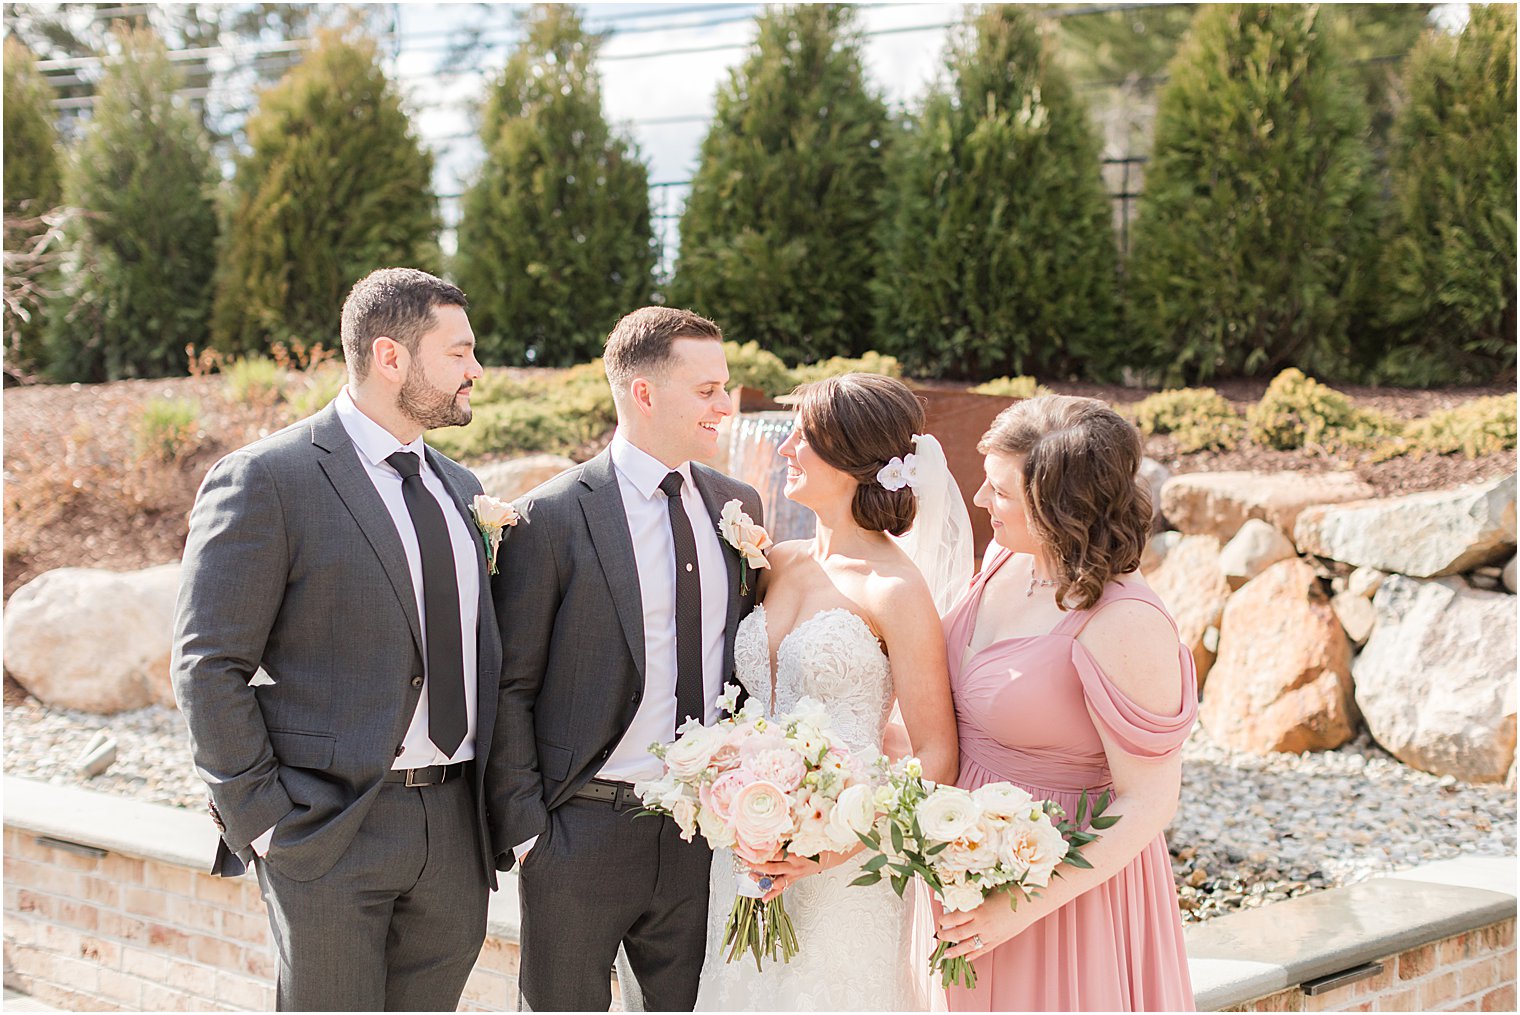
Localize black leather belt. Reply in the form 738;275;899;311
573;777;642;808
384;761;471;787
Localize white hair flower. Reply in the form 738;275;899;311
876;453;919;492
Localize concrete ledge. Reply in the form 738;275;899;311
1185;856;1517;1011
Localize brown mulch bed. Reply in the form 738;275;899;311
3;373;1514;600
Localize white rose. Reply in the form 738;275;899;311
730;780;794;845
939;876;986;913
939;818;1001;875
916;786;980;844
664;725;723;780
971;782;1035;825
825;783;878;848
697;805;736;848
999;815;1067;887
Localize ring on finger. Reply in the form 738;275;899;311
972;934;984;950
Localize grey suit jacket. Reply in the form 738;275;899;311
171;403;503;885
485;448;763;869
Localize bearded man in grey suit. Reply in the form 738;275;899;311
172;267;502;1011
489;307;763;1011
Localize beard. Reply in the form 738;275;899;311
397;363;472;430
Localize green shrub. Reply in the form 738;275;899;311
1133;387;1245;452
43;28;219;382
3;38;62;214
284;362;346;419
135;396;202;462
428;361;616;462
1397;395;1518;459
1127;5;1377;383
455;5;655;367
1374;4;1517;385
223;356;286;407
970;376;1050;400
724;341;794;396
211;29;439;358
877;5;1119;380
789;351;902;388
670;4;890;363
3;38;64;377
1247;368;1402;451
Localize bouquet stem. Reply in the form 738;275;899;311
929;939;977;989
723;896;798;970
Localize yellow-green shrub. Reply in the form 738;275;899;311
970;376;1050;400
135;396;202;463
1397;395;1517;458
1247;369;1402;451
223;355;286;408
789;351;902;387
724;341;794;395
1133;387;1245;452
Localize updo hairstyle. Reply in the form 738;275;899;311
978;395;1151;610
791;373;924;537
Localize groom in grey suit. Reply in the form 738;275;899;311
489;307;763;1011
172;268;501;1010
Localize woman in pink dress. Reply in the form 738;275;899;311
935;395;1197;1012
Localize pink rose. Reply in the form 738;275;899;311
701;769;756;821
730;779;793;858
745;748;806;793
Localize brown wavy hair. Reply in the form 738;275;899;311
978;395;1151;611
792;373;924;536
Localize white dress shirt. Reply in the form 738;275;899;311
599;431;730;782
254;388;480;857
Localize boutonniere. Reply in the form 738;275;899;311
472;494;519;576
718;499;771;595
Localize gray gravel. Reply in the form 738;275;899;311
3;696;1513;923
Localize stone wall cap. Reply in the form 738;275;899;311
1186;859;1517;1009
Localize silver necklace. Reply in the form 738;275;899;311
1026;571;1058;597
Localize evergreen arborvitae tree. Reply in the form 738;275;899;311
670;4;890;364
877;6;1118;380
454;5;655;366
42;28;219;381
1375;4;1516;384
211;29;439;356
1127;5;1377;383
4;38;63;214
4;38;65;376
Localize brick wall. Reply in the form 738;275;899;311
1225;920;1517;1013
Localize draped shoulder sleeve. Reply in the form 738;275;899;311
1068;596;1197;759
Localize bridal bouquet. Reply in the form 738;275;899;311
636;690;882;969
851;759;1116;989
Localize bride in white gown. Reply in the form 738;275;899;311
694;374;971;1012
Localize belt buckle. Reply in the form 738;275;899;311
404;767;434;788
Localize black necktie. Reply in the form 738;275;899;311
386;451;467;758
659;471;705;731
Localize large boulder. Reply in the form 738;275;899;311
4;564;182;712
1149;535;1231;687
473;454;577;503
1139;457;1170;526
1200;558;1357;754
1353;575;1517;782
1293;474;1516;578
1218;519;1297;590
1160;471;1375;544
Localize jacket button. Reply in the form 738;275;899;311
599;749;610;760
411;675;423;688
395;745;405;758
629;693;639;703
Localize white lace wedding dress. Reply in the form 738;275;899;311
693;605;934;1012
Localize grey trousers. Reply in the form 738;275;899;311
517;795;711;1012
254;776;490;1011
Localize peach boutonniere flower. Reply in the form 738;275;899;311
472;494;519;576
718;499;771;595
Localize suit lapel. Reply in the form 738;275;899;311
578;451;647;681
311;407;424;656
692;465;744;675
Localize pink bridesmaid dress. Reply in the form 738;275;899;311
944;548;1198;1012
